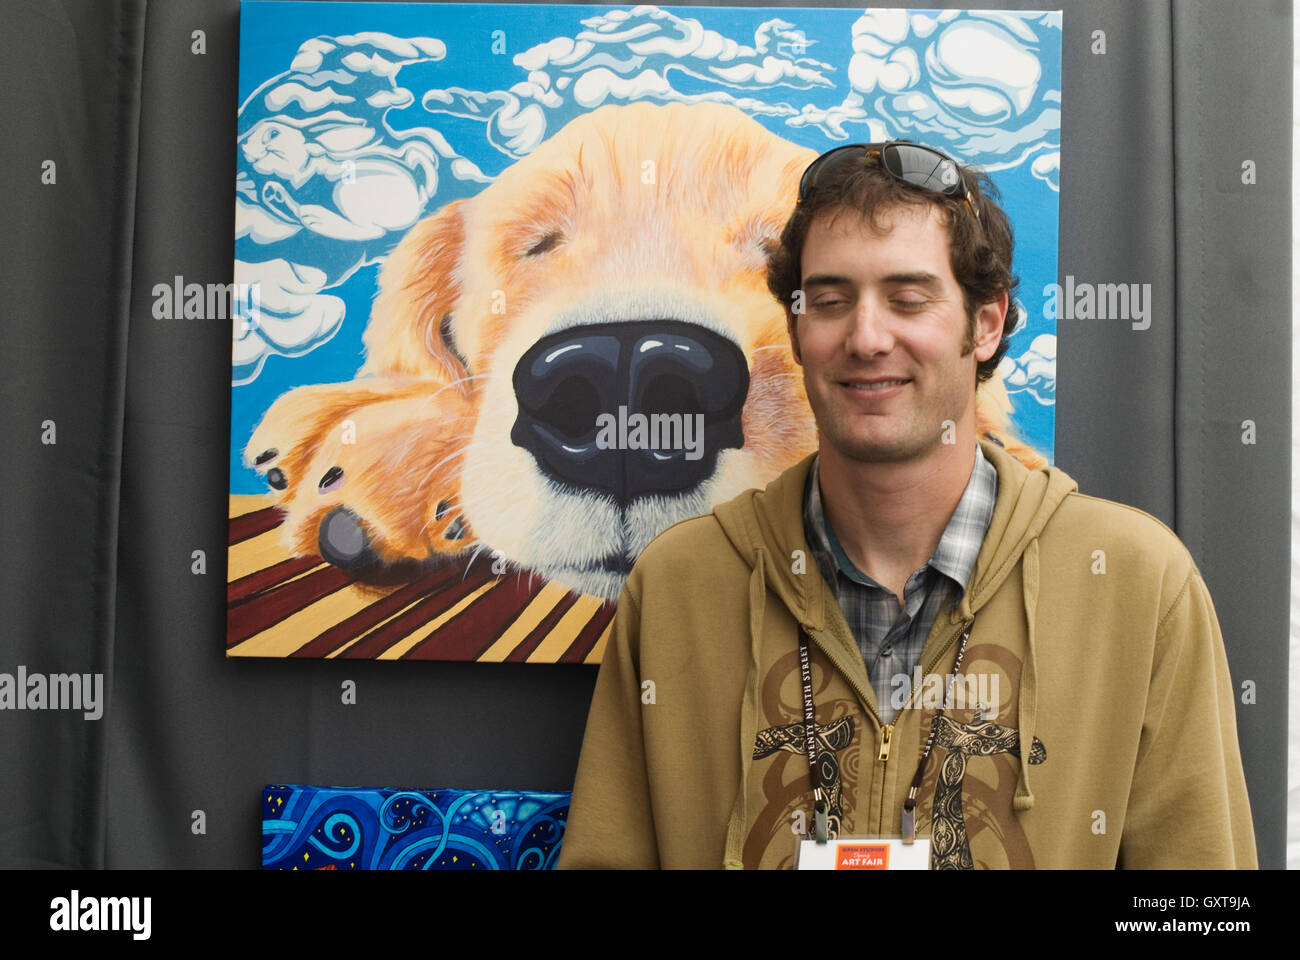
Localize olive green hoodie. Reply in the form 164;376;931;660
558;439;1257;869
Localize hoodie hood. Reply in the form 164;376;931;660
712;438;1078;838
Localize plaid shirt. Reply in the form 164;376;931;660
802;445;998;724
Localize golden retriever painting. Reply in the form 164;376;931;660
227;100;1045;661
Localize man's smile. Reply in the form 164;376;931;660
836;376;913;398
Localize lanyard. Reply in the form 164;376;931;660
796;631;831;842
797;624;972;845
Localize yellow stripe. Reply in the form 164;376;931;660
229;493;277;520
583;620;613;664
475;580;572;662
525;594;604;663
227;527;304;584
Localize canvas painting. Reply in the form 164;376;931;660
262;785;569;869
228;2;1061;661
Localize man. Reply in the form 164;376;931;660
557;142;1256;869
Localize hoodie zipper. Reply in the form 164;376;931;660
867;616;974;835
866;617;971;743
799;612;974;836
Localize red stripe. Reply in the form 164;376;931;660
228;506;285;545
228;555;322;604
338;565;499;659
400;569;544;661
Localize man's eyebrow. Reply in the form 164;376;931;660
881;271;944;287
801;271;946;289
801;274;852;289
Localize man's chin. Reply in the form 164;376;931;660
821;429;940;465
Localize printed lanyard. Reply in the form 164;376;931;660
797;625;972;845
796;631;831;842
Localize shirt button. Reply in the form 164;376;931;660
881;646;893;657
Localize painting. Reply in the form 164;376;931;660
228;3;1061;660
262;785;569;869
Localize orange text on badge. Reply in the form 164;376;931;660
836;843;890;870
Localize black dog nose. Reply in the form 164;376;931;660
511;321;748;503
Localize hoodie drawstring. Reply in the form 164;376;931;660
723;547;769;868
1014;538;1040;812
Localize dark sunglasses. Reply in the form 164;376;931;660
797;141;981;226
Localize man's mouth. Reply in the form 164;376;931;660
839;377;911;392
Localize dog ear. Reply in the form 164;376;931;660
360;199;472;395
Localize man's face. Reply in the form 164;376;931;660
790;203;1005;464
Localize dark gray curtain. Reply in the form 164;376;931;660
0;0;1288;869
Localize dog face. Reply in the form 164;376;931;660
360;101;820;598
246;102;1039;602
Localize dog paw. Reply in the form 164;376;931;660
243;377;478;569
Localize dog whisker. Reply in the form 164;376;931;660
449;475;533;518
427;447;471;472
422;434;479;447
435;471;527;518
460;542;495;583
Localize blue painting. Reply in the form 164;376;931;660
262;785;570;869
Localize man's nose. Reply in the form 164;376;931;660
842;298;895;357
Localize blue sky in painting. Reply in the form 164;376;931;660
232;3;1061;492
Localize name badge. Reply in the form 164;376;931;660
795;837;931;870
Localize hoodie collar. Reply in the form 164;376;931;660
803;443;998;596
714;438;1077;625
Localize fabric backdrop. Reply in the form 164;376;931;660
0;0;1289;868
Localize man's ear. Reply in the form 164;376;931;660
972;290;1009;364
361;199;472;396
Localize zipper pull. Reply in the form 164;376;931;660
878;723;894;761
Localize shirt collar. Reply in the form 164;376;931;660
803;443;998;592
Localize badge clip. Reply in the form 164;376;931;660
813;794;829;845
901;791;918;845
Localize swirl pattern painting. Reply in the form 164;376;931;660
262;784;569;869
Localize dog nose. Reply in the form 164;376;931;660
511;321;748;504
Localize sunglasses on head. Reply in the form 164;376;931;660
797;141;982;226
